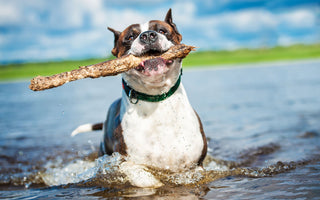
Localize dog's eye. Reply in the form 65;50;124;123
158;29;166;35
125;34;135;42
127;35;134;41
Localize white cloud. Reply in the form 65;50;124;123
173;7;277;33
0;1;21;25
0;0;319;63
105;9;149;31
0;30;108;62
278;9;317;28
277;35;297;46
0;0;109;29
41;0;108;29
220;9;277;32
63;0;109;28
170;1;318;50
172;1;197;25
278;34;318;46
3;47;71;62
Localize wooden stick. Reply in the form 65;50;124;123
29;44;195;91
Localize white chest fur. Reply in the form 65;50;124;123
120;84;204;172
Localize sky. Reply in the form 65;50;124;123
0;0;319;64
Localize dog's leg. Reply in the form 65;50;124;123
119;161;163;188
71;123;103;137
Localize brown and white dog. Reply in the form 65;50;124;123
72;9;207;187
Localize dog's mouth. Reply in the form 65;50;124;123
136;58;173;76
142;49;163;57
135;49;173;76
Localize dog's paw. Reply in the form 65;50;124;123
120;161;163;188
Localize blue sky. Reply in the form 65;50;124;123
0;0;319;63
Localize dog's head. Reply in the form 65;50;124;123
108;9;183;95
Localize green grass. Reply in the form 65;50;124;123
183;43;320;67
0;44;319;81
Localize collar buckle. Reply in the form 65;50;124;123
128;89;139;104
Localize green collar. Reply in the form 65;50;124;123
122;73;182;104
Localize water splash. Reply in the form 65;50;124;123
41;160;95;186
40;153;125;186
39;149;320;188
2;143;319;189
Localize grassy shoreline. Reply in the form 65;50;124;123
1;43;319;81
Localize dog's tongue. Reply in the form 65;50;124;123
137;58;172;76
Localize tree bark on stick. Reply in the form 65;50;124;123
29;44;195;91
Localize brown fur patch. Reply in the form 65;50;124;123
194;111;207;166
149;20;182;45
113;124;127;156
92;123;103;130
101;99;127;156
112;24;141;57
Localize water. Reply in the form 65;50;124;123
1;60;320;199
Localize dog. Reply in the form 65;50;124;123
72;9;207;187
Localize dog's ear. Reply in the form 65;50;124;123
164;9;182;43
165;9;174;26
108;27;121;56
108;27;121;43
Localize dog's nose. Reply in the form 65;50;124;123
139;31;158;44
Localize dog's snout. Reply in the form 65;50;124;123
139;31;158;44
